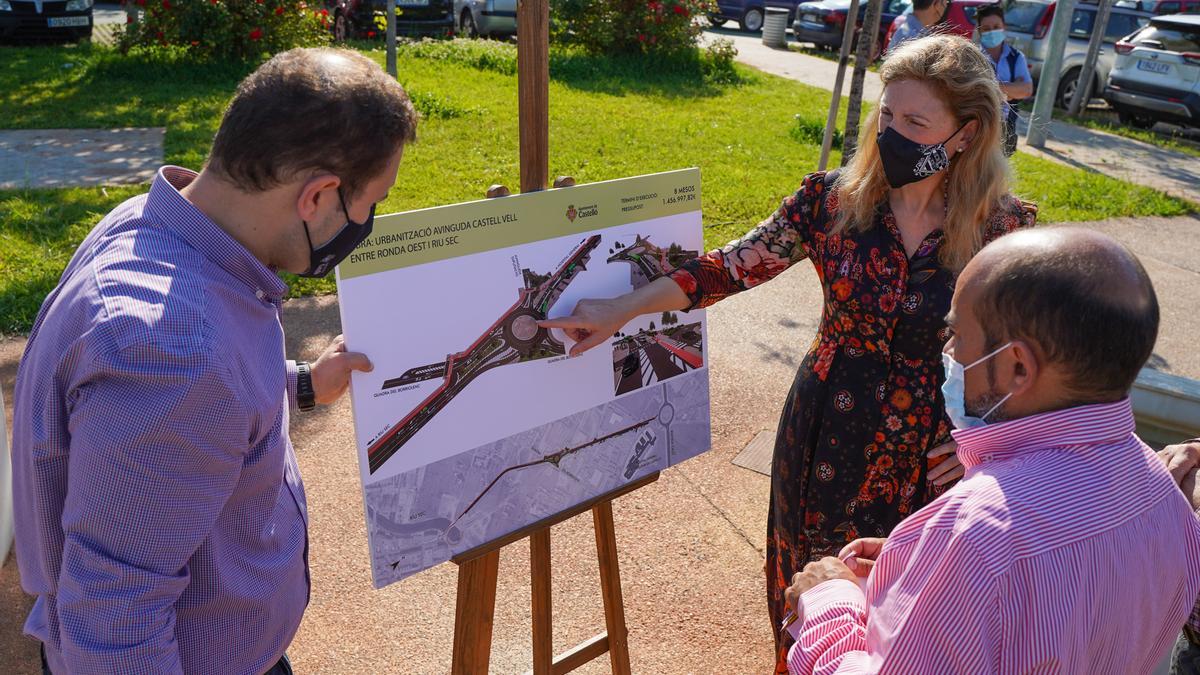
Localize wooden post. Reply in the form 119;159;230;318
594;501;632;675
451;474;659;673
531;529;554;674
1068;0;1113;116
1027;0;1078;147
451;549;501;675
841;0;884;165
818;0;860;171
517;0;550;193
449;4;651;672
385;0;397;78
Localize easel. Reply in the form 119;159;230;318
448;1;655;673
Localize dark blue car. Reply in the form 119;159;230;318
708;0;807;32
792;0;912;52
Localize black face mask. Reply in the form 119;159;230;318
876;123;966;189
298;187;375;278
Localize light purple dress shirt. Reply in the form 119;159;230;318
12;166;309;675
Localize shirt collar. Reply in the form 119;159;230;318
143;166;288;302
989;43;1011;65
953;398;1136;468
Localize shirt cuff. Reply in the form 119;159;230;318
286;359;299;412
801;578;868;620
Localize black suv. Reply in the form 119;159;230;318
0;0;93;42
327;0;453;40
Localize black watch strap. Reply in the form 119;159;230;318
296;361;316;412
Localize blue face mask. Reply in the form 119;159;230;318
941;342;1012;430
980;29;1006;49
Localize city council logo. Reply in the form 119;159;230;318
566;205;577;222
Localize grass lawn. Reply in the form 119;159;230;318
0;40;1193;334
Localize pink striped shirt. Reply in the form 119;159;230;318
788;398;1200;674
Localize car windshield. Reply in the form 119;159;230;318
1005;0;1049;33
1137;23;1200;51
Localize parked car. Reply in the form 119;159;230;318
1004;0;1153;107
793;0;911;54
454;0;515;38
328;0;454;40
1137;0;1200;14
709;0;806;32
881;0;994;53
0;0;92;42
1104;13;1200;127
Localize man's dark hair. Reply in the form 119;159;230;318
913;0;940;11
208;48;418;200
974;4;1006;25
975;235;1159;401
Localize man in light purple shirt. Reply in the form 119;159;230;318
11;48;417;674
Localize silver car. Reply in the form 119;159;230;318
1104;13;1200;128
454;0;515;38
1004;0;1153;108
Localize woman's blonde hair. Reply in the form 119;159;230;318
833;34;1010;272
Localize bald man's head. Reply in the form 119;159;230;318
962;227;1158;400
209;47;417;200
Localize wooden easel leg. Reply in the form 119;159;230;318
593;501;632;675
452;549;500;675
531;528;553;675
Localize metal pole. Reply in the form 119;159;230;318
386;0;397;78
1026;0;1077;148
1068;0;1112;116
819;0;861;171
841;0;884;165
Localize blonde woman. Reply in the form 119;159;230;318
542;34;1036;672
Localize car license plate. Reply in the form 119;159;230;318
47;16;89;27
803;13;819;22
1136;59;1170;74
398;0;428;5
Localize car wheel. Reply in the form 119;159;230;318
460;8;478;38
333;11;348;42
1055;67;1081;110
707;13;728;27
740;7;764;32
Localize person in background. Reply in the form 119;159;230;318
783;227;1200;674
887;0;950;53
975;3;1033;156
11;48;416;674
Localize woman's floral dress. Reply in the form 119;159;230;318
669;171;1037;672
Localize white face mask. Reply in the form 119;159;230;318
941;342;1012;430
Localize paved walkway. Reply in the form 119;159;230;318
0;128;164;190
704;27;1200;205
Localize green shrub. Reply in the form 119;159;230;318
550;0;716;56
791;114;842;147
119;0;330;62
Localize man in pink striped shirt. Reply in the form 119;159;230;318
784;227;1200;674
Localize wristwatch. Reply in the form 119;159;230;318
296;361;316;412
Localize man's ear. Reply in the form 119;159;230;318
1003;339;1040;397
295;174;341;222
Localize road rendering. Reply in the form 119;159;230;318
367;235;602;474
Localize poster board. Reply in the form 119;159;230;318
337;169;711;588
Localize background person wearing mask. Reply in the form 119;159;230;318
975;4;1033;156
11;48;417;675
783;227;1200;674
